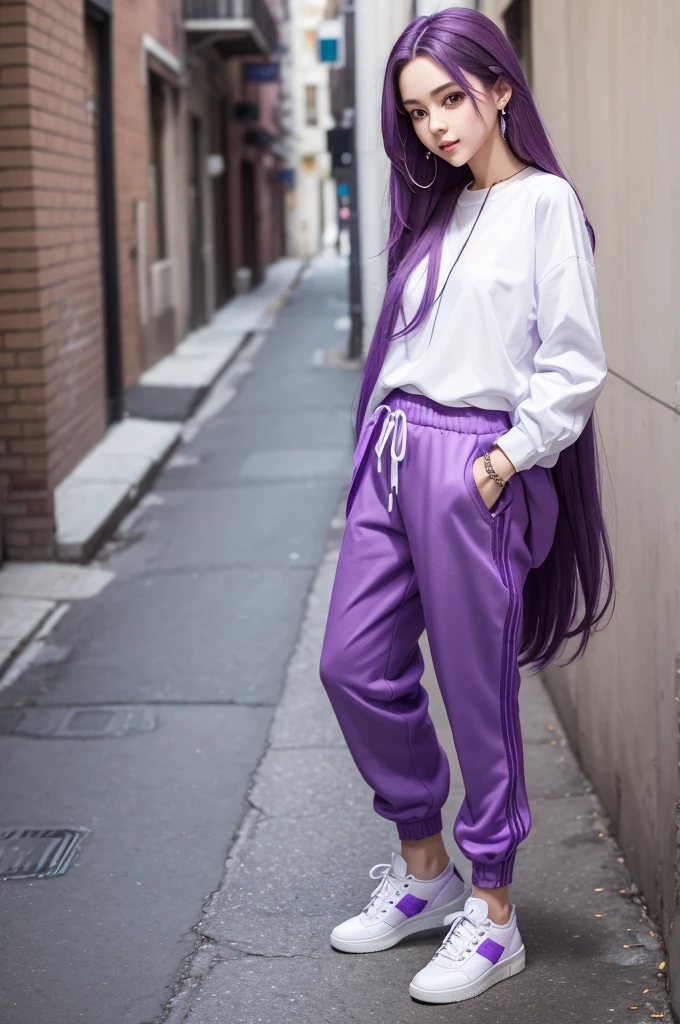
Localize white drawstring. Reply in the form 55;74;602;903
373;405;408;513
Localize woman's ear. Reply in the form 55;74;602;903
493;76;512;108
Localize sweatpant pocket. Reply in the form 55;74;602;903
463;434;516;526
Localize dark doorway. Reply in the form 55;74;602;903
240;158;259;287
85;2;122;426
188;114;206;330
149;72;167;264
213;98;234;308
277;180;286;260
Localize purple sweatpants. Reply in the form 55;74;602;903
319;388;559;889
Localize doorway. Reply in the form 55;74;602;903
240;158;259;287
85;3;122;426
213;98;234;308
188;114;206;330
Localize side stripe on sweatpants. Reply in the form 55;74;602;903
494;510;523;887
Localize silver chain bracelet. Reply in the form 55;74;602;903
482;447;507;487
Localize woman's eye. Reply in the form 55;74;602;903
411;93;463;119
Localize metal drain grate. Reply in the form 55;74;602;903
0;827;90;879
0;706;157;739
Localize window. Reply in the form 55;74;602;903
303;28;316;58
305;84;318;126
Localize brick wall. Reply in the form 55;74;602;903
0;1;106;560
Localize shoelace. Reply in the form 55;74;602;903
373;406;408;513
433;908;492;964
361;862;410;919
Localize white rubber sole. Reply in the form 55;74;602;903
330;886;472;954
409;944;526;1003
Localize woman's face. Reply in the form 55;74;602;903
398;56;510;167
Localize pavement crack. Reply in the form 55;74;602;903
268;742;347;750
213;949;322;962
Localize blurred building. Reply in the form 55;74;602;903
0;0;289;563
286;0;335;257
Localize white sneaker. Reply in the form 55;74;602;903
330;851;471;954
408;895;526;1003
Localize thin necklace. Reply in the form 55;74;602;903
467;163;530;192
425;164;531;348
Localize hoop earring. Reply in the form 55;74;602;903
499;104;508;139
400;141;438;190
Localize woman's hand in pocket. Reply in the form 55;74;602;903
472;447;516;511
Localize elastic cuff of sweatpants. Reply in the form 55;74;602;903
471;852;516;889
396;810;443;841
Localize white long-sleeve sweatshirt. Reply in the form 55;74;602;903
363;165;608;473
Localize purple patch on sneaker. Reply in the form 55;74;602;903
395;893;428;918
476;938;505;963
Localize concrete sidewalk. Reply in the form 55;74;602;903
162;495;672;1023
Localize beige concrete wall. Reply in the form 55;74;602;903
481;0;680;1007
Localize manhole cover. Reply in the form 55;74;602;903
0;827;89;879
0;706;157;739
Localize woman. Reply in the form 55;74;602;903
318;8;614;1004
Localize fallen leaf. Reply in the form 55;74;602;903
658;961;666;970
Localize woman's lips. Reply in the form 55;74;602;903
439;140;459;151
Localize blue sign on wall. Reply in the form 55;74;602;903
319;38;338;62
244;62;280;83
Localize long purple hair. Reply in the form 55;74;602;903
352;8;615;674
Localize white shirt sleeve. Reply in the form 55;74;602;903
491;184;608;473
